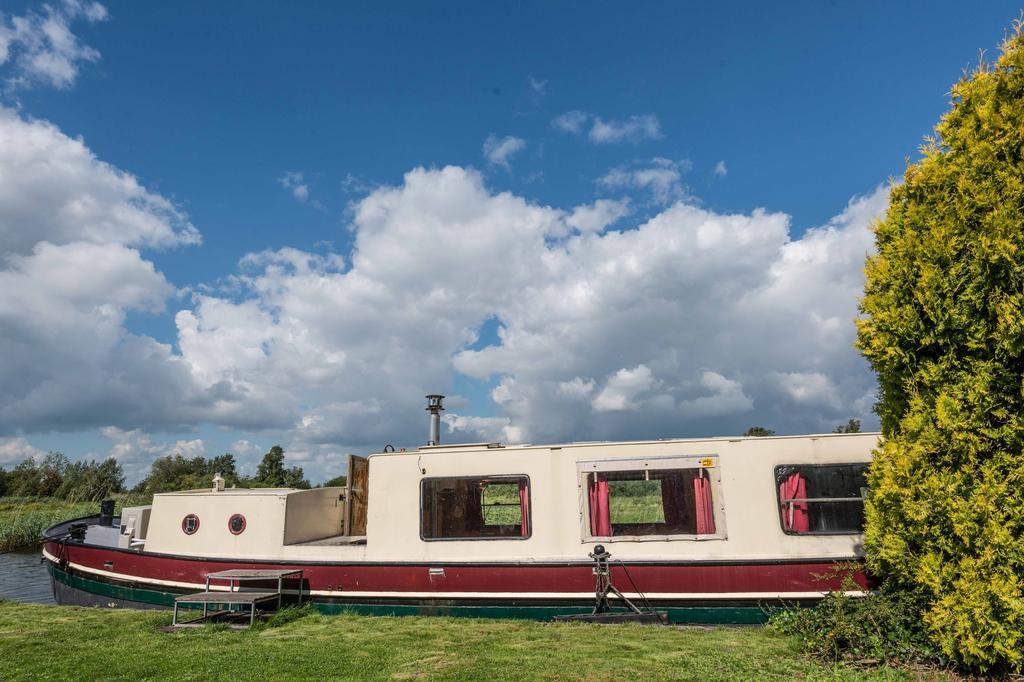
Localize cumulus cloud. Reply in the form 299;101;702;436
0;436;45;464
0;107;199;256
482;134;526;170
598;158;689;205
679;371;753;419
592;365;655;412
566;198;631;233
174;168;885;459
0;108;209;436
278;171;310;203
443;414;520;444
101;426;206;482
552;111;662;144
0;0;108;91
714;160;728;177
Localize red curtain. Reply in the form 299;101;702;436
778;472;809;532
660;471;687;528
693;472;716;534
519;482;530;537
588;478;611;536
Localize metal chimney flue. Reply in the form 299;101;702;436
426;394;445;445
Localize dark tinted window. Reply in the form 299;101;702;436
421;476;530;540
776;464;868;534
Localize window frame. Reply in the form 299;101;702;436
577;454;727;542
774;463;868;537
419;474;533;542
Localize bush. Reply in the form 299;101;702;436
769;568;941;668
856;23;1024;673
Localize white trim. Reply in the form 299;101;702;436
42;549;866;601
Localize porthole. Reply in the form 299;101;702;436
181;514;200;535
228;513;246;535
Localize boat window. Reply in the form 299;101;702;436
181;514;200;535
775;464;868;535
421;476;530;540
585;467;717;538
228;514;246;535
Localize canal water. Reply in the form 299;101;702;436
0;549;55;604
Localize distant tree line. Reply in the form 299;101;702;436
0;452;125;501
0;444;344;500
742;420;861;438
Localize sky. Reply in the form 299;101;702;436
0;1;1020;484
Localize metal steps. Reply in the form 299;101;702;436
171;568;304;628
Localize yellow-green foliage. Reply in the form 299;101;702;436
856;25;1024;673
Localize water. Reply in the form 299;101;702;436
0;548;55;604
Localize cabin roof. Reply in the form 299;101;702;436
385;431;881;457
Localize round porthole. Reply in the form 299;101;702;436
181;514;200;535
228;513;246;535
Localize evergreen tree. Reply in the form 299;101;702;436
857;25;1024;672
255;445;287;486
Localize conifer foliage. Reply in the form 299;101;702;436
857;25;1024;672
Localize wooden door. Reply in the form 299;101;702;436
344;455;369;536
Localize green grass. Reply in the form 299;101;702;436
0;600;926;681
0;495;148;551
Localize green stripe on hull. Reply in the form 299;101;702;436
47;563;769;624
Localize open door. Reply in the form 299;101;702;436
344;455;369;536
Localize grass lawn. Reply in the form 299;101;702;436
0;600;923;681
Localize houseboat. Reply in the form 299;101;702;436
42;396;877;624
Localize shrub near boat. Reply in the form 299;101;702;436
43;396;875;622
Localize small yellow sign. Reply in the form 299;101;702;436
699;457;714;467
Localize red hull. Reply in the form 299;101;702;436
44;539;870;599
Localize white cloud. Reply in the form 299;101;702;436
552;111;663;144
775;371;841;409
714;160;728;177
0;107;199;256
443;414;521;444
552;110;588;134
0;108;212;436
598;158;689;205
0;436;45;464
482;134;526;170
679;371;753;419
528;76;547;96
279;171;310;203
589;114;662;144
592;365;655;412
0;0;108;91
566;198;631;233
230;439;262;457
171;169;886;453
100;426;206;482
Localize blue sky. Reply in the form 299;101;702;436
1;1;1021;483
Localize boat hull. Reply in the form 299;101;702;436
42;535;869;624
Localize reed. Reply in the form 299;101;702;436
0;495;148;552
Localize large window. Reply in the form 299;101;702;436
581;456;722;539
776;464;868;535
421;476;530;540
